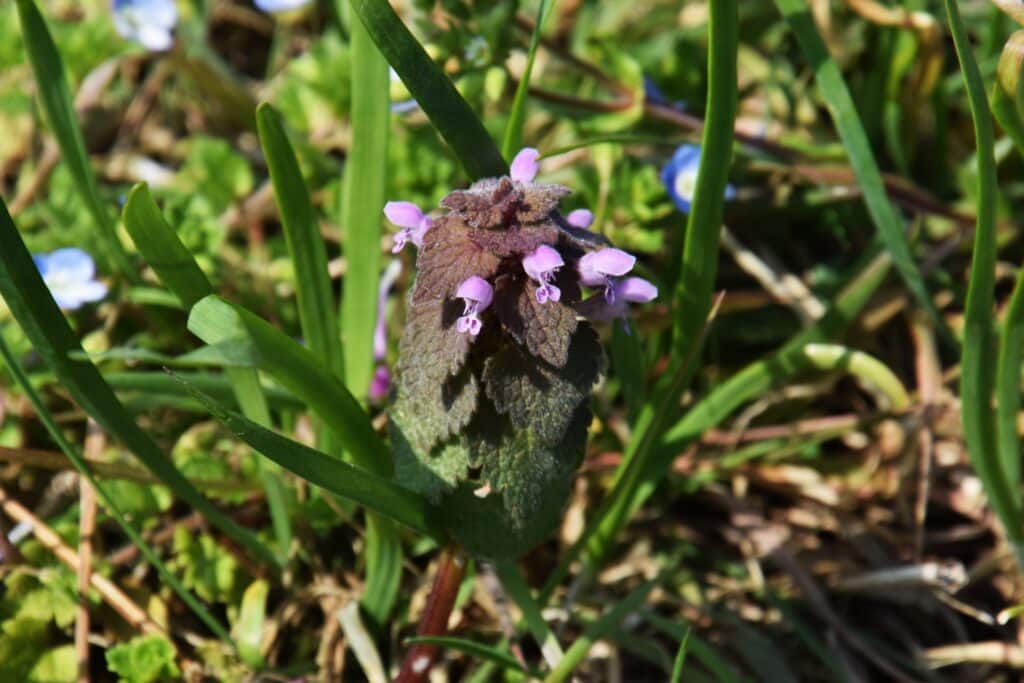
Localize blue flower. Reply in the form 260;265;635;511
660;144;735;214
112;0;178;52
254;0;313;12
33;248;109;311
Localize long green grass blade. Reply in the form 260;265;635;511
774;0;944;337
670;0;737;351
494;560;564;668
669;627;691;683
181;380;445;540
103;372;303;411
943;0;1023;543
256;104;344;378
339;19;387;396
502;0;555;158
575;0;738;574
349;0;507;180
0;197;278;569
998;266;1024;509
543;580;657;683
15;0;134;279
123;183;292;562
0;334;236;648
188;295;389;476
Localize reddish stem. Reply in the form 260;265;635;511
395;544;468;683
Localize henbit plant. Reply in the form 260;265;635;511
387;147;655;560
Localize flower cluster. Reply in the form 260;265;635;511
384;148;657;340
386;148;657;558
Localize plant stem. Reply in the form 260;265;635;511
395;544;468;682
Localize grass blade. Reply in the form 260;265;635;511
349;0;507;180
572;0;738;575
103;371;303;412
123;183;293;562
774;0;945;337
180;379;445;540
502;0;555;158
339;19;387;395
187;295;389;476
15;0;134;279
670;0;737;353
669;627;691;683
543;579;658;683
0;196;277;569
122;184;211;306
256;104;344;378
998;267;1024;509
494;560;564;669
943;0;1023;543
0;334;236;647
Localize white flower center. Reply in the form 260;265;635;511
674;169;698;202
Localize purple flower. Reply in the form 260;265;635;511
578;248;636;302
661;144;736;214
368;365;391;403
578;276;658;324
522;245;563;304
254;0;312;12
455;276;493;337
566;209;594;229
33;248;108;311
510;147;540;183
112;0;178;51
384;201;433;253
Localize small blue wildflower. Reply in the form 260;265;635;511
33;248;109;311
112;0;178;52
660;144;736;214
254;0;313;12
644;76;686;111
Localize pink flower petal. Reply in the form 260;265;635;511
384;201;424;228
456;276;494;309
616;277;658;303
510;147;540;183
579;248;636;285
566;209;594;229
522;245;564;281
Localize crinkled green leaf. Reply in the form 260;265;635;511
27;645;76;683
443;405;589;560
172;528;242;604
391;408;473;501
483;325;602;447
105;635;180;683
